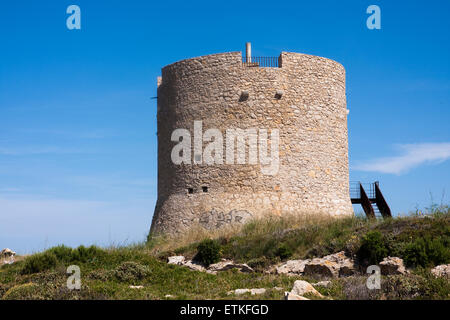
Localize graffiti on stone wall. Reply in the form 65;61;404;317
198;209;253;230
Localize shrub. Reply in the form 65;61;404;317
402;236;450;268
275;244;293;260
246;256;271;271
381;270;450;300
87;269;113;281
113;261;151;283
44;245;105;265
2;283;44;300
21;252;58;274
357;231;389;265
46;245;74;263
71;245;105;263
194;239;221;266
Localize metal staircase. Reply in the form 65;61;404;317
350;181;392;219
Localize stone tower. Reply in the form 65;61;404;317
150;45;353;235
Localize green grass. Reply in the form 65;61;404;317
1;206;449;300
162;207;450;270
0;246;299;300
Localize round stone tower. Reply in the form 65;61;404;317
150;47;353;235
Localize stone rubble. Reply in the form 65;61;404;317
208;260;254;273
167;256;185;265
0;248;16;265
431;264;450;279
284;292;310;300
289;280;323;298
277;251;356;278
167;256;253;274
183;260;206;272
379;257;407;275
227;288;266;296
276;259;310;275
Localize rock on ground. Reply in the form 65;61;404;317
276;259;310;275
303;251;356;278
167;256;185;265
289;280;323;298
184;260;206;272
0;248;16;265
284;292;310;300
228;288;266;296
379;257;407;275
313;281;331;288
431;264;450;279
208;260;254;273
167;256;253;274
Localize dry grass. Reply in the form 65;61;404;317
146;211;355;256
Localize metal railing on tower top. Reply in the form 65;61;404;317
242;56;279;68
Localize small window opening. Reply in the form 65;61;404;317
239;90;249;102
188;188;194;194
202;186;208;193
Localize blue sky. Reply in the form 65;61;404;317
0;0;449;254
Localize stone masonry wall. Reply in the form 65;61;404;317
150;51;353;234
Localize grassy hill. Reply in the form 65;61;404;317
1;206;449;300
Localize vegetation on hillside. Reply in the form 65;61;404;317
1;205;449;300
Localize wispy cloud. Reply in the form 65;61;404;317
353;142;450;174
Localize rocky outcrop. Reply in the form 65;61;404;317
276;259;310;275
303;251;356;278
379;257;407;275
183;260;206;272
167;256;185;265
431;264;450;279
167;256;253;274
284;293;310;300
208;260;254;273
276;252;356;278
227;288;266;296
0;248;16;265
289;280;323;298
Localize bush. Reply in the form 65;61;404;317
357;231;389;265
246;256;271;271
194;239;221;266
113;261;151;283
382;271;450;300
20;245;106;275
2;283;44;300
71;245;105;263
45;245;105;264
46;245;74;263
275;244;293;260
21;252;58;274
402;236;450;268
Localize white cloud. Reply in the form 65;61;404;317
353;142;450;174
